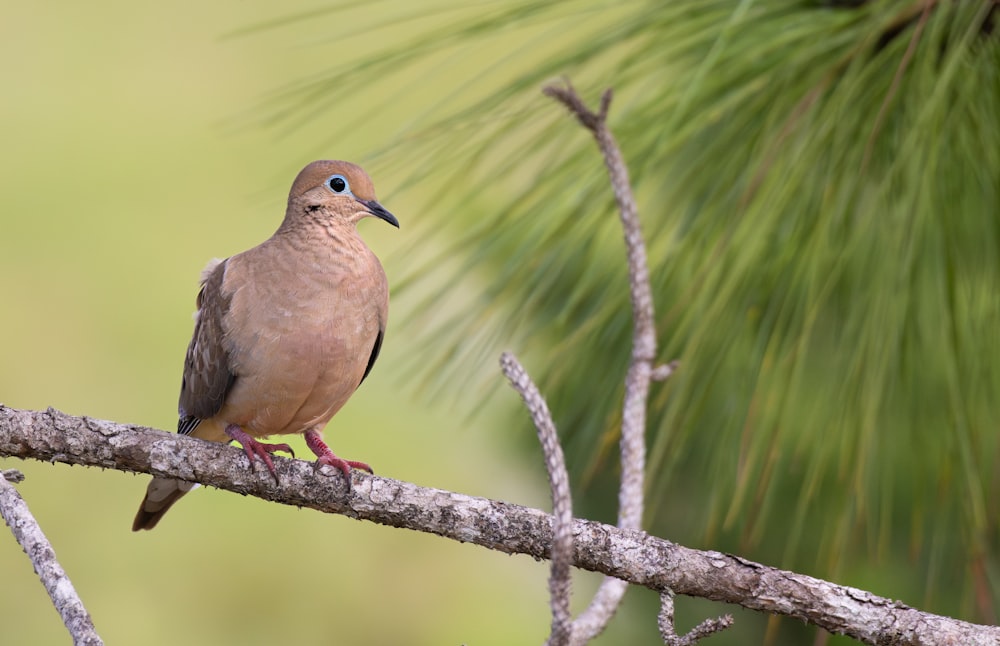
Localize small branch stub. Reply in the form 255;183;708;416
3;468;25;483
651;361;679;382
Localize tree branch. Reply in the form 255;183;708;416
0;468;103;646
1;405;997;645
543;81;653;532
543;80;664;643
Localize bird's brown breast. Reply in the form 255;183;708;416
211;235;387;438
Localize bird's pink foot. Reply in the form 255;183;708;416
304;429;372;482
225;424;294;482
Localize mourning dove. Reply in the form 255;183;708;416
132;160;398;531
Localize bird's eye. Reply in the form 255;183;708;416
327;174;350;194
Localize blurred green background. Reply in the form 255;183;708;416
0;1;586;644
4;1;999;644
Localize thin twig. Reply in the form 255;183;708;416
544;80;654;527
658;591;678;643
0;471;103;646
544;80;658;644
570;579;628;644
658;590;734;646
500;352;574;646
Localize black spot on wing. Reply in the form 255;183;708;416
359;328;384;386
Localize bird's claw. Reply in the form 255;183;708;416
304;429;372;490
225;424;294;483
317;454;373;478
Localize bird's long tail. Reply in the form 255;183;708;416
132;478;199;531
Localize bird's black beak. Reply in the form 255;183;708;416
359;199;399;228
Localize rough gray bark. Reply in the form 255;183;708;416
1;404;997;645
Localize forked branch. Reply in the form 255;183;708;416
541;81;698;644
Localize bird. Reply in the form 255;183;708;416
132;160;398;531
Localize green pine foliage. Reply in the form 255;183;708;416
267;0;1000;633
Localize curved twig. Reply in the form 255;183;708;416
500;352;574;646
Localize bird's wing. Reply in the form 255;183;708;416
177;258;236;434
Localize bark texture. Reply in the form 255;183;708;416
1;404;997;645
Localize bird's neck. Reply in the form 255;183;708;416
269;221;373;266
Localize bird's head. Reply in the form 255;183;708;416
285;160;399;229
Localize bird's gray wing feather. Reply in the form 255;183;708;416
177;259;236;434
